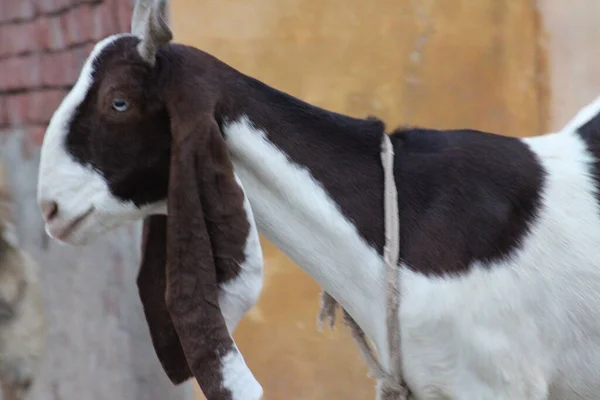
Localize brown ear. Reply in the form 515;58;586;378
137;215;191;384
165;111;255;398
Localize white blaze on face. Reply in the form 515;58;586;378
37;34;163;246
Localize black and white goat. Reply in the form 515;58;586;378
36;0;600;399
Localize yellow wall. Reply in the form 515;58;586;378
168;1;550;399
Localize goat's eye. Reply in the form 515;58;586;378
112;99;129;112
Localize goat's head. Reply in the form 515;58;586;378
38;0;184;245
38;4;266;394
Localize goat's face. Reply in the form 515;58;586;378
37;34;171;245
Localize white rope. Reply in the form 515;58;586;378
379;133;410;399
317;133;410;400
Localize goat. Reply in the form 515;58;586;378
35;0;600;398
0;185;46;400
37;3;265;400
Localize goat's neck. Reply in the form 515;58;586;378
219;75;391;363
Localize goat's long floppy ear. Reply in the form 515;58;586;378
138;215;192;383
154;106;259;398
131;0;172;65
165;113;239;395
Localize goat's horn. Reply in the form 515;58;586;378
132;0;173;65
131;0;152;37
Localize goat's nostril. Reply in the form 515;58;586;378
40;200;59;222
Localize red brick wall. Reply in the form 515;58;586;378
0;0;133;145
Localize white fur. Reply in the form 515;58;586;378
224;116;391;369
213;177;264;399
220;346;263;400
37;34;162;246
218;176;264;334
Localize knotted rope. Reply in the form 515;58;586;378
318;133;411;400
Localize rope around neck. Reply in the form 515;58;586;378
317;133;410;400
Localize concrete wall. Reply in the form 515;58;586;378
0;1;193;399
537;0;600;131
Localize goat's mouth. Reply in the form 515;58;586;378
47;207;95;242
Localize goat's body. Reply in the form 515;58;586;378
35;27;600;399
225;109;600;399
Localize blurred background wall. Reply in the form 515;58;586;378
0;1;193;399
0;0;599;400
166;0;600;399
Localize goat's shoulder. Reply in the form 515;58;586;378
392;127;545;277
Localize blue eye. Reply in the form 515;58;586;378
112;99;129;112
